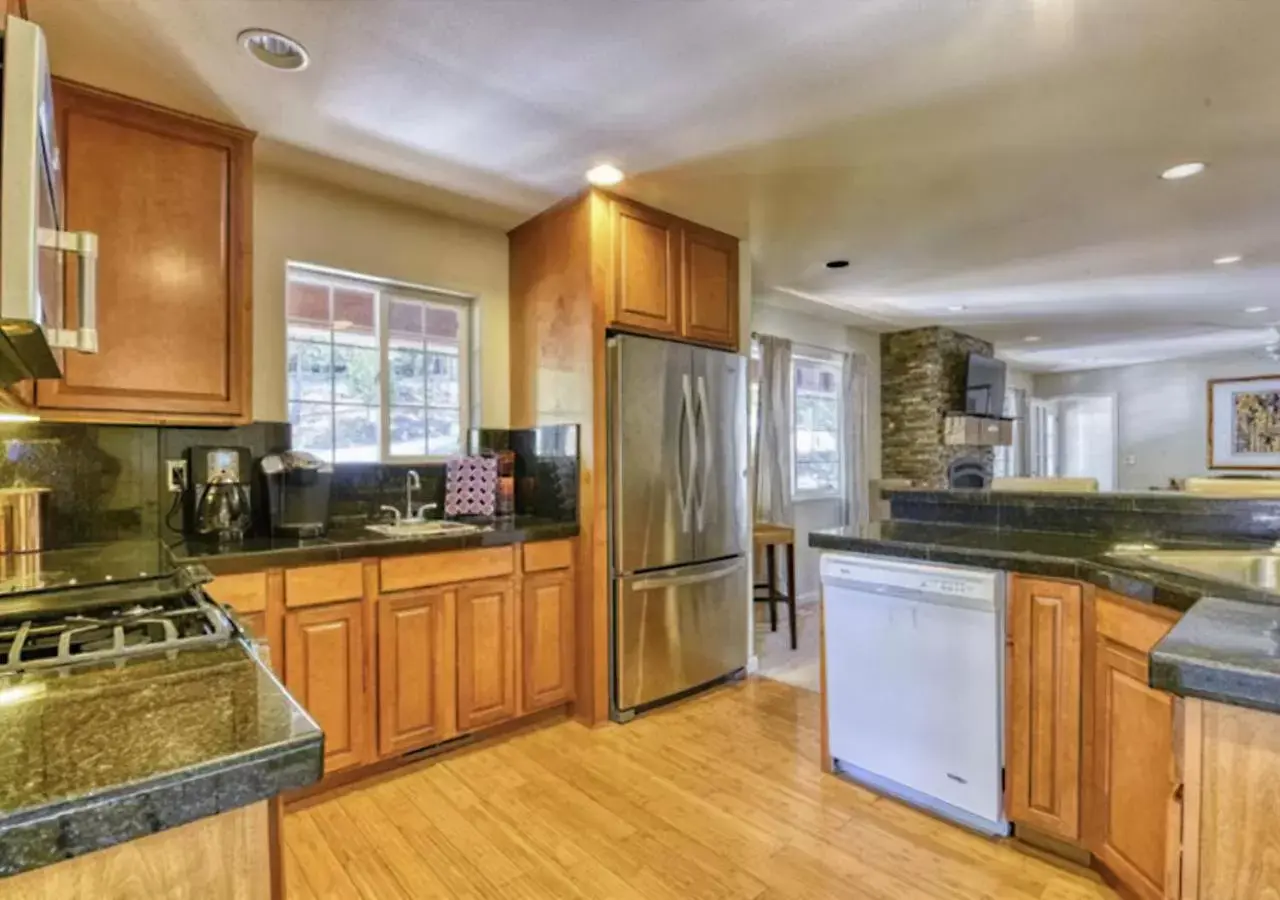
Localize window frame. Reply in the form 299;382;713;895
286;263;476;465
790;347;845;502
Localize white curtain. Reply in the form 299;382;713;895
842;352;869;528
753;335;793;525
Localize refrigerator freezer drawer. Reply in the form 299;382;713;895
614;556;748;712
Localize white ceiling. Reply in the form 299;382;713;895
29;0;1280;372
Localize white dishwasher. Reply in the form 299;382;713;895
821;552;1009;836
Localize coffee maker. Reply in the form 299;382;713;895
260;451;332;538
184;446;253;542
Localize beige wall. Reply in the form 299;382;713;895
253;166;510;426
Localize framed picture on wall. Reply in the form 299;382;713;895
1208;375;1280;469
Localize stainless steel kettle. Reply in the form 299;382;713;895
195;473;250;542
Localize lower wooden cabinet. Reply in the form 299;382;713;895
456;579;519;731
1007;575;1084;842
284;601;370;774
522;569;576;712
377;588;457;757
1085;591;1181;900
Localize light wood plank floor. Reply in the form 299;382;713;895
285;678;1117;899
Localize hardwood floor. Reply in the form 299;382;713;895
284;678;1117;899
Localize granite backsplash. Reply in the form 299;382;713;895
0;421;578;549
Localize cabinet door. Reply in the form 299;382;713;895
285;601;369;774
378;589;457;757
522;569;575;712
456;579;517;731
38;80;252;421
680;224;739;349
609;198;680;337
1008;576;1083;841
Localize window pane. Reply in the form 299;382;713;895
426;350;460;407
796;462;839;495
793;354;842;495
389;348;426;404
286;280;329;325
388;406;426;458
289;401;334;464
428;410;461;456
286;338;332;403
333;405;378;462
333;342;378;405
332;287;375;334
387;297;424;340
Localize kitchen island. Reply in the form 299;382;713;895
0;542;322;897
813;490;1280;900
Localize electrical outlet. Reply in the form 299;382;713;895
166;459;188;493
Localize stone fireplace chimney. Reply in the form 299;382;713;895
881;326;995;488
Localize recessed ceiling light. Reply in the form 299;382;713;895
947;305;966;311
1245;306;1269;314
585;164;624;187
238;28;310;71
825;260;850;269
1023;335;1042;343
1214;255;1244;266
1160;162;1206;181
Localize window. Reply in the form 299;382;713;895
285;265;472;464
792;350;843;498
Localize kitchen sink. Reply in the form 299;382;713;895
1136;550;1280;591
364;520;486;538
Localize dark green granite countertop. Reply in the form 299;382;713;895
0;638;322;876
171;517;579;576
810;522;1280;715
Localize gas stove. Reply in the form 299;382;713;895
0;588;235;675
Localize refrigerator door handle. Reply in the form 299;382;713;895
681;372;697;533
694;374;713;532
631;558;745;592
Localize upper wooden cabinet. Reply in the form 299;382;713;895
522;568;576;713
285;601;370;774
456;578;518;732
680;223;739;348
604;195;739;350
1085;591;1181;900
377;588;457;757
610;199;680;337
1007;575;1083;842
37;80;253;423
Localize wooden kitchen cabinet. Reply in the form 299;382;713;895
377;588;457;757
285;601;370;774
1084;591;1181;900
1007;575;1083;842
603;194;740;350
456;578;518;731
609;198;680;337
521;568;576;712
680;222;739;347
38;80;253;423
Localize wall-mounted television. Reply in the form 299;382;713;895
964;353;1007;417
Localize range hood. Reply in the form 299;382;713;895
0;16;98;387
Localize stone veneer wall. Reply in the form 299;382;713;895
880;326;995;488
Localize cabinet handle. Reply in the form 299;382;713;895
38;228;99;353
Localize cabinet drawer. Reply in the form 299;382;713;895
284;562;365;609
380;546;514;593
205;571;267;613
522;540;573;573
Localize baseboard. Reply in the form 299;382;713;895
747;654;760;673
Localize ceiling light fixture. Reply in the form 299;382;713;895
1214;255;1244;266
238;28;310;71
585;164;624;187
1160;162;1206;181
1245;306;1269;314
825;260;850;269
1023;335;1042;343
947;305;966;312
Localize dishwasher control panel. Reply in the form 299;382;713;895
819;552;1001;605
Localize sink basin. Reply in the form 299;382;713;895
364;520;486;538
1137;550;1280;590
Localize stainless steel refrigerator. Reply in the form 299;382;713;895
608;333;749;721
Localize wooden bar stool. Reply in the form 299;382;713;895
753;522;797;650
